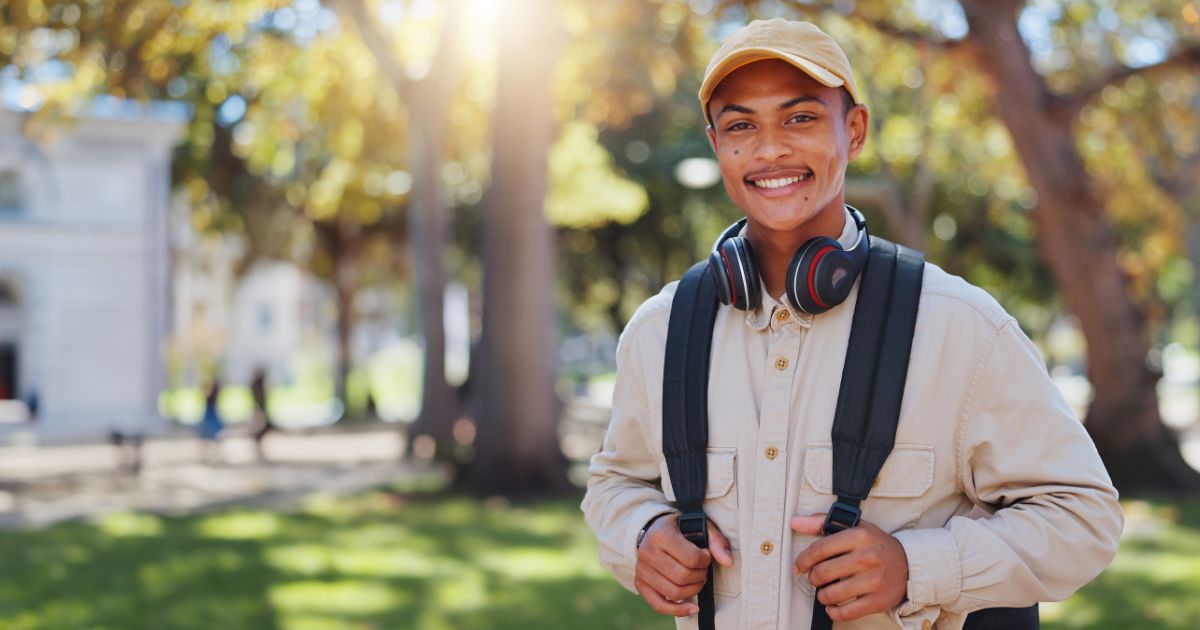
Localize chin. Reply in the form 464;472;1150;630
742;201;823;233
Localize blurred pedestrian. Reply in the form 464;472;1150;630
198;380;225;464
250;369;273;462
23;388;37;424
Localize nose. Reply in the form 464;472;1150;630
753;126;792;162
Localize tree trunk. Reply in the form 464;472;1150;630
959;0;1200;492
322;221;358;415
408;114;458;451
468;0;571;495
341;0;462;456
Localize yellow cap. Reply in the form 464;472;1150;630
699;19;859;120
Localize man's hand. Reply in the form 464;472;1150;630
791;513;908;622
634;514;734;617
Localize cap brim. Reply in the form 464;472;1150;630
699;48;845;107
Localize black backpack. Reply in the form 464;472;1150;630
661;236;1038;630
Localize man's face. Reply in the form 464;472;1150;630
706;59;867;237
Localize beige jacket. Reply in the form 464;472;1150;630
582;229;1122;629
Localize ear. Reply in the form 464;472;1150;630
846;105;869;161
706;125;718;153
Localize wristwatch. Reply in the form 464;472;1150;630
636;512;673;549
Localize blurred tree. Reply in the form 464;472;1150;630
466;0;571;494
224;14;410;408
340;0;464;452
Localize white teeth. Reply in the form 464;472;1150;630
751;174;807;189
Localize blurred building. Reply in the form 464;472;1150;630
0;99;186;442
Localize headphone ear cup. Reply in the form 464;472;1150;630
731;237;761;311
708;250;734;306
718;238;748;310
786;237;842;314
711;237;759;311
813;251;857;307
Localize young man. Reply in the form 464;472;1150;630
581;18;1122;630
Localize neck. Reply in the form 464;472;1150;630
747;203;846;300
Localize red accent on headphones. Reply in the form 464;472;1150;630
807;246;836;310
720;249;738;308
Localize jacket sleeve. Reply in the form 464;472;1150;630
581;322;677;593
893;317;1123;614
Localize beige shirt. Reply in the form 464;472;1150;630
581;216;1123;630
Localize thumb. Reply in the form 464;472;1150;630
790;513;826;536
707;521;734;567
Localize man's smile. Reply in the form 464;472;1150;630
744;168;813;197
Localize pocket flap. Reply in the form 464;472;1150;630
660;447;737;501
803;443;934;498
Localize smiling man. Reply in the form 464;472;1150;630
582;18;1122;630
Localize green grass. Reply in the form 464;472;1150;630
0;490;1196;629
0;483;661;630
1042;499;1200;629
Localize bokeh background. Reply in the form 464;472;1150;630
0;0;1198;628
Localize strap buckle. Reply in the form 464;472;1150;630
822;501;861;536
677;512;709;548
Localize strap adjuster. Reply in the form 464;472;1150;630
822;501;861;535
677;512;709;548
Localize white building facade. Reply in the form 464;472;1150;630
0;101;186;442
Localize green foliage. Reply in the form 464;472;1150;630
545;121;649;229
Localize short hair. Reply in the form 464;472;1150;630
839;87;855;116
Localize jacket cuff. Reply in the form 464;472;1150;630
889;604;944;630
626;503;678;564
894;527;962;608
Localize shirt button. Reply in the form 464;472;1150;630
922;621;932;630
765;446;779;460
776;309;790;322
760;540;773;555
775;357;789;371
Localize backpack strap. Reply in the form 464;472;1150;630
662;261;720;630
822;237;925;533
811;237;924;630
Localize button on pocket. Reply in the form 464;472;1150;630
660;447;741;597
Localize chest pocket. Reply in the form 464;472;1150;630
798;442;934;527
792;443;934;595
659;447;741;597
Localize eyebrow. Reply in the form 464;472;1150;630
715;95;826;120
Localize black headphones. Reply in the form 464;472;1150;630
707;206;869;314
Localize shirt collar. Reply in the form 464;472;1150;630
743;206;861;330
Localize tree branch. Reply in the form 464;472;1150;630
779;1;968;51
338;0;465;110
1052;45;1200;123
338;0;412;95
849;14;967;51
